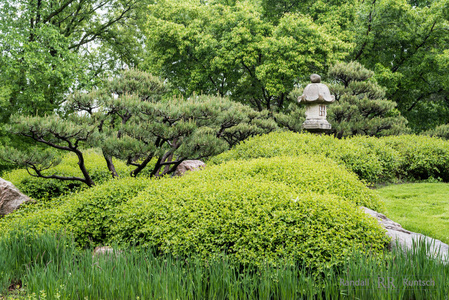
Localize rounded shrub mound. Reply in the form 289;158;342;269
209;131;449;184
197;156;384;211
0;176;149;248
112;175;388;269
1;155;389;272
382;135;449;182
209;131;396;183
2;150;133;200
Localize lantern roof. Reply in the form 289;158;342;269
298;74;335;104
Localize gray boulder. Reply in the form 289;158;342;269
92;246;122;259
175;160;206;176
361;206;448;262
93;246;115;256
0;177;32;216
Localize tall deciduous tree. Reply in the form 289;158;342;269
351;0;449;131
260;0;357;36
143;0;351;113
0;0;146;124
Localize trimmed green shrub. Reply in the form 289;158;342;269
209;131;399;183
0;155;388;272
196;156;384;211
382;135;449;182
2;150;133;200
209;131;449;183
0;177;149;248
111;176;387;269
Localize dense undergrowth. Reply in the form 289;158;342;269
0;155;388;272
2;132;449;298
210;132;449;184
0;231;447;300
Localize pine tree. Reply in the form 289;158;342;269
0;70;277;187
327;61;410;138
274;61;410;137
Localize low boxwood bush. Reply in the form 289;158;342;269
2;149;133;200
209;131;449;184
112;176;388;269
0;177;150;248
0;155;388;272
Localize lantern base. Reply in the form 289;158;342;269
302;119;332;133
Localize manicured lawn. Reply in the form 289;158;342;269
378;183;449;244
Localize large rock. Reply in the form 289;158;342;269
175;160;206;176
0;178;32;216
361;206;448;262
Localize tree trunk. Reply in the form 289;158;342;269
102;150;119;178
75;150;95;187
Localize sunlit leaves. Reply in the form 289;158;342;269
144;0;349;112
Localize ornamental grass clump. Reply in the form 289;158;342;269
1;231;446;300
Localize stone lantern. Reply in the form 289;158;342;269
298;74;335;133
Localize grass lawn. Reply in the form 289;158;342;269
377;183;449;244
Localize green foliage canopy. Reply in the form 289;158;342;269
0;0;147;124
143;0;351;112
0;70;277;186
351;0;449;131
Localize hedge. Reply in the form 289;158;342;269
209;132;449;183
0;155;388;272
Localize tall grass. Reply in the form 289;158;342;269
1;230;448;299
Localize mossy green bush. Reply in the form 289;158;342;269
2;150;133;200
382;135;449;182
112;178;387;269
209;131;449;183
0;155;388;272
195;156;384;211
0;177;149;248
